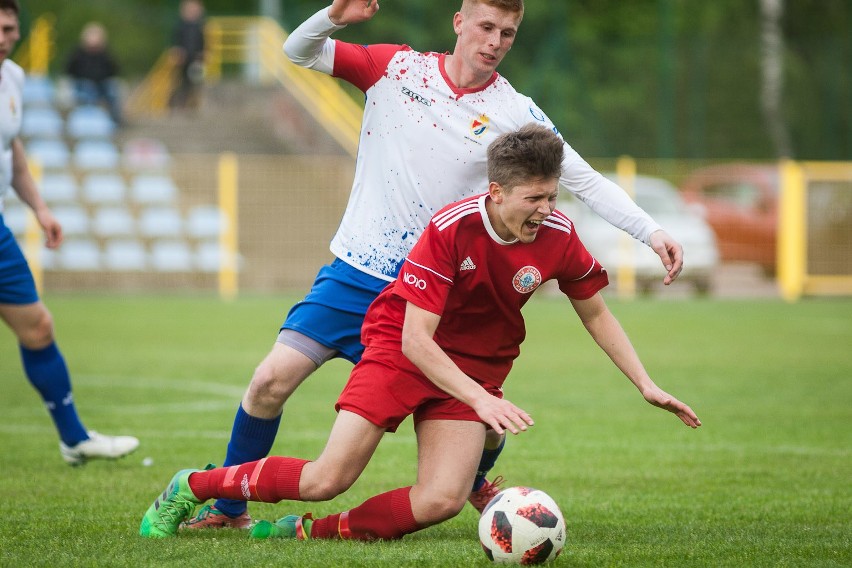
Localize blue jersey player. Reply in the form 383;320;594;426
0;0;138;465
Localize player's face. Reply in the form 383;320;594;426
488;177;559;244
453;3;520;81
0;9;20;64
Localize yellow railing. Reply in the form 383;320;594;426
206;16;362;157
128;16;362;157
13;13;54;75
124;51;178;118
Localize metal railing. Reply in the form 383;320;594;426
127;16;362;158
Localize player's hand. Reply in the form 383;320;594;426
328;0;380;26
649;229;683;285
471;394;534;436
641;384;701;428
35;207;63;249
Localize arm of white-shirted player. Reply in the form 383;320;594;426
559;147;662;246
283;6;344;73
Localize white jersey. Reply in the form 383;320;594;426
285;8;660;282
0;59;24;212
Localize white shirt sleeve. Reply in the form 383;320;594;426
282;6;346;74
559;147;662;246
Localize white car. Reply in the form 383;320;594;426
558;173;720;295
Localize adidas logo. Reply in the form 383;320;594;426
460;256;477;271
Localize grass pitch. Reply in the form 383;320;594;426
1;293;850;567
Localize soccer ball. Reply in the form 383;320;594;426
478;486;566;565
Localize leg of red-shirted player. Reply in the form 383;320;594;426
188;456;309;502
309;486;419;540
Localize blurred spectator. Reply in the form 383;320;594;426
65;22;124;125
169;0;206;112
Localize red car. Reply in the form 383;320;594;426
679;163;778;275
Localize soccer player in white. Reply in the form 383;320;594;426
184;0;685;528
0;0;138;465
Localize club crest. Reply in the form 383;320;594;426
512;266;542;294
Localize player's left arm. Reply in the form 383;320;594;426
569;292;701;428
401;301;534;435
10;138;62;249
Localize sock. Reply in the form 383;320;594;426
310;486;419;541
190;456;309;503
472;434;506;491
20;343;88;446
213;405;282;517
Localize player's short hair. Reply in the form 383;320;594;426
0;0;19;15
487;124;563;190
461;0;524;19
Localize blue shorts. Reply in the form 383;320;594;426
0;215;39;305
282;258;391;364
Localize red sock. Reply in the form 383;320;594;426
310;486;419;541
188;457;309;502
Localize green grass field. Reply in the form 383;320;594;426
1;293;850;567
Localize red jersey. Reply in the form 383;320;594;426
361;194;609;387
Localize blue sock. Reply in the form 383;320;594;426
20;342;88;447
472;435;506;491
214;404;282;517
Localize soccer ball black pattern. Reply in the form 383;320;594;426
478;486;566;565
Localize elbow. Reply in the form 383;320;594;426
282;38;299;64
400;329;424;364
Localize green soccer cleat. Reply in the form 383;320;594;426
249;514;313;540
139;468;204;538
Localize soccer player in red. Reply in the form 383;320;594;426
141;124;700;541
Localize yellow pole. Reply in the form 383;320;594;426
25;162;44;294
777;160;806;302
615;156;637;299
28;16;52;75
218;152;239;300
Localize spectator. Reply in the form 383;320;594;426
169;0;206;112
65;22;124;125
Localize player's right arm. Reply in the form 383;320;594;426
9;138;62;249
283;2;399;91
401;301;534;436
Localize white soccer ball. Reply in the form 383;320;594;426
478;486;566;565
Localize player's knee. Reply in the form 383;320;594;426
247;364;298;407
18;307;55;349
418;492;467;524
301;473;353;501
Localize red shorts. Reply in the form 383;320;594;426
336;347;503;432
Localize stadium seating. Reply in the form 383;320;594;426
130;174;178;205
21;107;64;138
40;173;79;203
56;239;101;270
81;173;127;205
186;205;226;239
92;206;135;238
21;75;55;107
27;138;70;169
51;205;89;236
138;206;184;239
13;76;229;281
150;240;193;272
1;204;29;235
123;137;171;172
103;239;147;271
73;140;120;170
67;105;116;139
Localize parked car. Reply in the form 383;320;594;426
558;173;720;295
678;163;778;275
